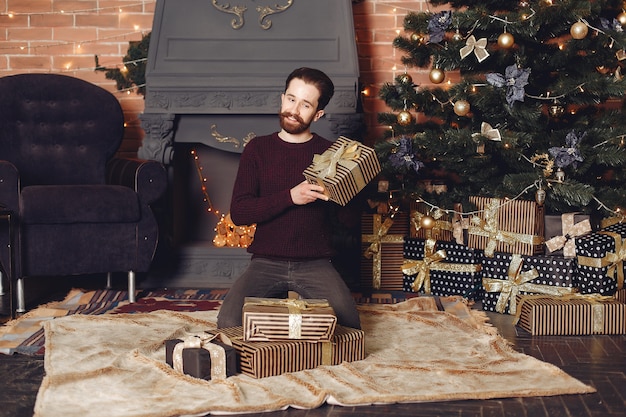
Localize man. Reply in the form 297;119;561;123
216;67;361;329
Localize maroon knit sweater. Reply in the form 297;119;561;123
230;132;336;260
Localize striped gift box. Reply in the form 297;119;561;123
242;297;337;342
360;212;409;291
468;196;544;256
216;325;365;379
515;295;626;335
303;136;381;206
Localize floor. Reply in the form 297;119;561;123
0;276;625;417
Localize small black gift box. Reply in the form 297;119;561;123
165;336;239;380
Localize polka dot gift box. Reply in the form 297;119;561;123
481;252;577;315
402;238;483;300
575;223;625;295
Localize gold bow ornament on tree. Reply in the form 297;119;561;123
459;35;490;63
545;213;592;258
472;122;502;141
482;254;577;315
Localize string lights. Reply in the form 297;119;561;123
190;148;256;248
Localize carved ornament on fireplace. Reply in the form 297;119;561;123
210;124;256;149
211;0;294;30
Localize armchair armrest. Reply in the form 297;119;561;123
0;161;20;212
106;157;167;204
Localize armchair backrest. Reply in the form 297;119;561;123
0;73;125;186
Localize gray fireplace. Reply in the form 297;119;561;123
139;0;364;288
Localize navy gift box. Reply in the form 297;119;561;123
402;238;483;300
481;252;577;314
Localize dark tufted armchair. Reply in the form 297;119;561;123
0;73;168;315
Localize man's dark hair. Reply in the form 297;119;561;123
285;67;335;111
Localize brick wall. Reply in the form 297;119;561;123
0;0;439;152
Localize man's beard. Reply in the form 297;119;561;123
279;112;311;134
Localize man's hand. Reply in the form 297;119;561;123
290;180;329;205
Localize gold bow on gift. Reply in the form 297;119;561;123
482;254;577;315
601;213;626;228
172;333;231;380
472;122;501;141
459;35;490;63
469;200;521;257
545;213;591;258
363;214;404;289
401;239;447;293
310;140;361;179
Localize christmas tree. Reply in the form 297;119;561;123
376;0;626;220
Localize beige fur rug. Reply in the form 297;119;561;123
34;298;594;417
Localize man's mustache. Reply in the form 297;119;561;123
280;112;305;124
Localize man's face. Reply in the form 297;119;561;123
279;78;325;134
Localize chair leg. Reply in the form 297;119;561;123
127;270;136;303
106;272;113;289
16;277;26;314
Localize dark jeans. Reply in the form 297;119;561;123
217;257;361;329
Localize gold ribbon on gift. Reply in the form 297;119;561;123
459;35;490;62
172;333;232;380
513;293;614;331
545;213;592;258
310;140;361;180
600;213;626;228
411;209;455;241
469;199;543;257
401;239;447;293
245;298;331;339
363;214;404;289
482;254;577;315
577;231;625;290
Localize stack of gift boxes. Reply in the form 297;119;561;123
362;193;626;336
165;297;366;380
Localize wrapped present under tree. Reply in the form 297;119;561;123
514;294;626;335
468;197;544;257
360;211;409;291
544;213;592;258
402;238;482;300
575;229;624;295
482;252;577;314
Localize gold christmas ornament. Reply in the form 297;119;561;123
453;99;470;117
429;67;445;84
452;30;463;42
398;72;413;85
411;33;425;44
397;110;413;126
570;21;589;39
497;32;515;49
618;11;626;26
420;215;435;230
